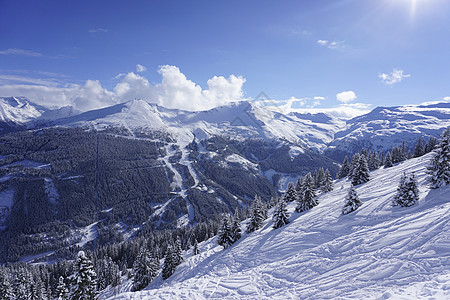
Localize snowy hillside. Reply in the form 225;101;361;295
327;102;450;160
107;153;450;299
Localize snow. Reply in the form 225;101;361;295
225;154;258;171
0;96;45;123
105;153;450;299
0;159;51;169
76;222;98;247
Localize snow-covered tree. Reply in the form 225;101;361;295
428;127;450;189
425;136;438;153
131;248;159;291
321;168;333;193
0;268;15;300
342;185;362;215
349;153;360;180
414;137;424;157
231;209;242;243
295;177;303;193
217;214;233;249
193;240;200;255
283;182;297;202
246;195;266;233
384;152;393;168
296;172;317;212
369;150;380;171
272;198;289;229
72;251;97;300
393;172;419;207
338;155;351;179
55;276;68;300
162;241;183;281
351;154;370;186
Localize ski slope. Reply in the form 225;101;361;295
106;153;450;299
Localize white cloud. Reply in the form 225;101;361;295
336;91;357;103
0;48;42;57
288;103;371;119
0;65;246;112
317;40;343;50
314;96;325;100
379;69;410;85
443;96;450;101
136;64;147;73
88;28;108;33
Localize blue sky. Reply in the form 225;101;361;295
1;0;449;116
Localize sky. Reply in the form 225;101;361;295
0;0;449;117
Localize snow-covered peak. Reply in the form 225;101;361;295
0;96;46;123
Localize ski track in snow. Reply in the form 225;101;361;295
106;153;450;299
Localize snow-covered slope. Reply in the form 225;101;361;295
0;96;46;123
107;153;450;299
328;102;450;159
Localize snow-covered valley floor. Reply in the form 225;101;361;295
106;153;450;299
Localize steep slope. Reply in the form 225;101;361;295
326;102;450;160
108;153;450;299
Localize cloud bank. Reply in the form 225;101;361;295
0;65;246;112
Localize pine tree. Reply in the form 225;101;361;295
14;267;32;300
231;210;242;243
317;167;325;188
401;141;407;161
296;172;317;212
55;276;68;300
0;268;15;300
369;150;380;171
342;185;362;215
72;251;97;300
425;136;438;153
173;238;184;266
384;152;393;168
349;153;360;181
272;198;289;229
321;168;333;193
428;127;450;188
338;156;351;179
161;246;175;280
246;195;265;232
193;240;200;255
414;137;424;157
283;182;297;202
217;215;233;249
295;177;303;193
131;248;159;291
351;154;370;186
393;172;419;207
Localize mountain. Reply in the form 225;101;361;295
0;99;339;263
103;153;450;299
326;102;450;161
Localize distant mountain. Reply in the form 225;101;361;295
325;102;450;161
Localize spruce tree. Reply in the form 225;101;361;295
0;268;15;300
425;137;438;153
349;153;360;181
414;137;424;157
55;276;68;300
72;251;97;300
351;154;370;186
369;150;380;171
231;210;242;243
162;246;175;280
193;240;200;255
217;215;233;249
295;177;303;193
342;185;362;215
384;152;393;168
272;198;289;229
246;195;265;232
428;127;450;188
173;238;184;266
131;248;159;292
338;155;351;179
284;182;297;202
296;172;317;212
393;172;419;207
321;168;333;193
